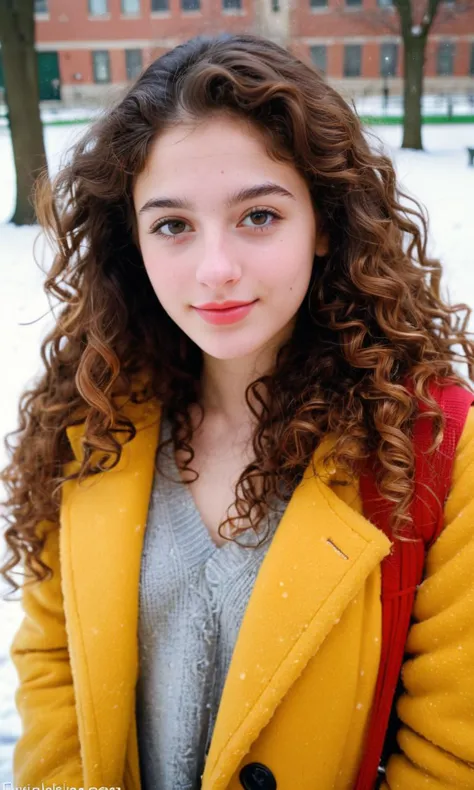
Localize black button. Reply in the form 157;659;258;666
239;762;277;790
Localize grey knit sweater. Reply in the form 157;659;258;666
135;412;286;790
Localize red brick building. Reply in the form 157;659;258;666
2;0;474;104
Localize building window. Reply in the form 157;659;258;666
121;0;140;12
377;0;393;6
152;0;169;8
92;51;111;83
310;0;328;8
470;43;474;75
345;0;362;7
125;49;143;80
181;0;200;9
380;42;398;77
310;45;327;75
89;0;108;15
34;0;48;12
437;41;454;76
343;44;362;77
222;0;241;8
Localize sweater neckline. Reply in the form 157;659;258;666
155;410;285;559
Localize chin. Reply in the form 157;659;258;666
193;334;270;361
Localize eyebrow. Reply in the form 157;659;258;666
138;181;296;215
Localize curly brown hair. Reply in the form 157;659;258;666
2;32;474;598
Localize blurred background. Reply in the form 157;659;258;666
1;0;474;780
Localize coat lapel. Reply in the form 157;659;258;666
202;442;392;788
60;398;161;788
60;399;392;789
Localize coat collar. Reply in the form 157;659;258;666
60;398;392;788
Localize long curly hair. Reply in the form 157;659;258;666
2;32;474;597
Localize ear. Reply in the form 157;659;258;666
313;209;329;257
315;231;329;257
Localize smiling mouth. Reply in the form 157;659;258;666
192;300;258;324
194;300;257;311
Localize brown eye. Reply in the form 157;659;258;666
251;211;269;226
241;209;281;230
151;218;191;237
167;220;187;234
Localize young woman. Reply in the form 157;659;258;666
2;32;474;790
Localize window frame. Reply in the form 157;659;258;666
88;0;109;16
380;41;398;77
343;43;362;77
121;0;141;14
92;50;111;84
436;40;455;76
125;49;143;80
181;0;200;11
310;44;327;75
222;0;242;9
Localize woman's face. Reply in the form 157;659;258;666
133;114;328;362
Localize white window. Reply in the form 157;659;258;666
121;0;140;13
89;0;108;16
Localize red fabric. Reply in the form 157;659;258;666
353;377;474;790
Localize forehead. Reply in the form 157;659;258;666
147;115;269;166
134;115;304;199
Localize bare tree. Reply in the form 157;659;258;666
0;0;48;224
350;0;472;149
397;0;443;148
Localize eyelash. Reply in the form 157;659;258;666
149;207;282;241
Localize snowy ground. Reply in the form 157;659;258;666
1;120;474;780
1;92;474;128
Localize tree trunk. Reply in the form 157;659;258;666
402;33;427;150
0;0;48;225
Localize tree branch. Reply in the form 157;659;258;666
420;0;443;35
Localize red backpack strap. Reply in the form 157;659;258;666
354;378;474;790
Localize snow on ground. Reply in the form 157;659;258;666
356;92;474;117
1;92;473;128
1;119;474;780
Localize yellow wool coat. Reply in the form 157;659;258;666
10;396;474;790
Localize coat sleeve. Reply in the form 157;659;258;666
381;406;474;789
9;517;83;784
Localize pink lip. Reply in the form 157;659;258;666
193;299;258;325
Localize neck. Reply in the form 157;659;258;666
199;323;293;429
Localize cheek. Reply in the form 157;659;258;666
140;246;182;300
264;234;314;289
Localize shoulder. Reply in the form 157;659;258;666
451;403;474;482
447;404;474;516
389;406;474;788
426;404;474;573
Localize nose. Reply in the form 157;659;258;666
195;232;242;290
